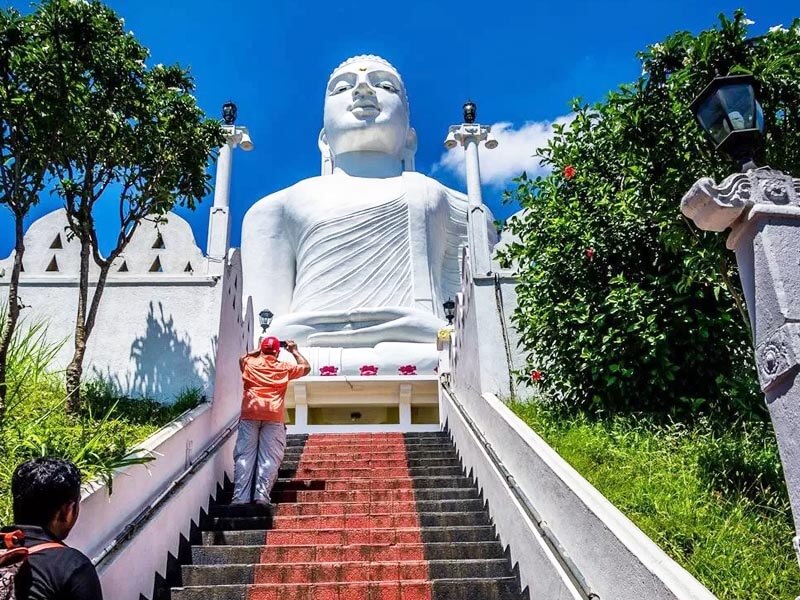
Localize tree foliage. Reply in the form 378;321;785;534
499;12;800;419
0;7;66;418
21;0;224;409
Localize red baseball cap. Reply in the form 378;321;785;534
260;336;280;354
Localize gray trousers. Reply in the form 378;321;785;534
232;419;286;503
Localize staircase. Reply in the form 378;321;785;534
170;432;527;599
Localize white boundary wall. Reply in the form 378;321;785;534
440;386;717;600
66;248;252;600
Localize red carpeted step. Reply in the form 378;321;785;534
272;488;418;504
249;560;430;584
246;580;433;600
270;512;421;531
274;500;418;516
259;541;427;561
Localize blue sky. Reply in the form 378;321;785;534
1;0;797;257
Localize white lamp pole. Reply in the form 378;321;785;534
444;100;498;276
207;101;254;265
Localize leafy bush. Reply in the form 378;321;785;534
511;400;799;599
0;309;205;524
499;12;800;419
82;380;205;426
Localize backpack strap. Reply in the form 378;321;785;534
27;543;64;555
2;531;24;550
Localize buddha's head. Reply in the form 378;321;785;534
320;55;417;170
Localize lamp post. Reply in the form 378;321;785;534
444;100;498;276
443;298;456;325
208;101;255;263
681;74;800;565
259;309;274;333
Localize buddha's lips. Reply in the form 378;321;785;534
350;100;380;114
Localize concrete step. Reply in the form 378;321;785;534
172;577;522;600
216;479;475;507
278;457;461;469
281;448;458;461
267;486;480;504
277;466;464;479
210;498;485;518
192;540;506;565
283;433;448;444
269;475;472;490
181;558;511;586
205;510;490;532
201;525;498;546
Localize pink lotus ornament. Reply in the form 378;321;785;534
398;365;417;376
360;365;379;376
319;365;338;376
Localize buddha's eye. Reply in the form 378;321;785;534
331;81;351;95
377;81;397;93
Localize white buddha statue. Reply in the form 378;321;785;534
241;55;496;375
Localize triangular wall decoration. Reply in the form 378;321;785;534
152;233;165;249
149;256;163;273
118;261;129;272
49;234;63;249
45;256;59;272
184;262;193;273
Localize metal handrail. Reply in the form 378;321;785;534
92;417;239;567
440;381;599;599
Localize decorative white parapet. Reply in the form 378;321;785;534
682;166;800;564
440;384;717;599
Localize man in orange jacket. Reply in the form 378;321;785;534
233;336;310;505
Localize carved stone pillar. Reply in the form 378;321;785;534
681;166;800;563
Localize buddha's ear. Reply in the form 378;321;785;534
405;128;418;154
319;128;333;176
403;128;418;172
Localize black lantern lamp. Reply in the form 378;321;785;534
463;100;477;124
259;308;274;333
690;74;765;171
222;101;238;126
443;298;456;325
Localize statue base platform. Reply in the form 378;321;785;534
277;342;439;378
284;374;440;433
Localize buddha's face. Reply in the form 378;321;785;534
323;59;410;158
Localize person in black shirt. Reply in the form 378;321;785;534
1;458;102;600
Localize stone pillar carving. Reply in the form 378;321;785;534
681;166;800;563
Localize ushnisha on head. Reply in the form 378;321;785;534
320;55;417;162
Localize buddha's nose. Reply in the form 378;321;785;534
353;80;376;98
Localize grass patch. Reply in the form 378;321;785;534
0;310;205;524
510;401;799;599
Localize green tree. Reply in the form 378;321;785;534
499;12;800;419
0;8;65;420
30;0;223;410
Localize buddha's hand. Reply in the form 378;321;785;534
268;307;444;347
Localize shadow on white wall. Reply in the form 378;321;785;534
91;301;216;401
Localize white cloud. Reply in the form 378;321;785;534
432;114;574;187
